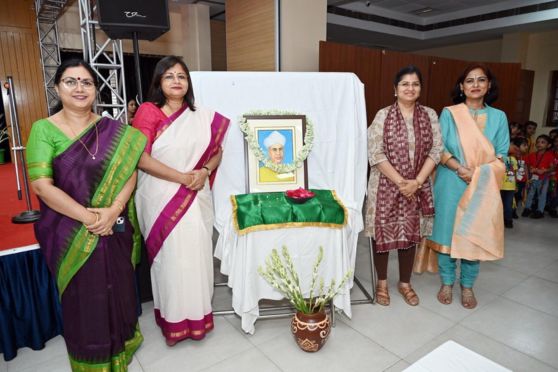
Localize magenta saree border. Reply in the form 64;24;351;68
145;112;230;264
154;309;214;341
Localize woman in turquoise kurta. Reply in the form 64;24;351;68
427;64;509;309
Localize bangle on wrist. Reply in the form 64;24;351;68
202;166;212;176
112;200;125;212
85;211;99;226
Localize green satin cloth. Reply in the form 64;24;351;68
232;189;347;234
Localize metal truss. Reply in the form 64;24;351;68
35;0;67;115
78;0;128;122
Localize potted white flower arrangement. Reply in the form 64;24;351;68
258;246;352;352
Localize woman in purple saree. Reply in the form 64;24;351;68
26;60;146;371
133;56;230;346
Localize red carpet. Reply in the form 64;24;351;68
0;163;38;251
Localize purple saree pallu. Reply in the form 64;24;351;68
34;118;146;370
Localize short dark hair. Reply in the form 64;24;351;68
147;55;196;111
525;120;538;128
450;63;499;105
549;128;558;136
393;65;423;86
53;59;98;113
536;134;551;144
512;136;528;147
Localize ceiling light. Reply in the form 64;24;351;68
412;7;434;15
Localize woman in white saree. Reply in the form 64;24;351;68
133;56;230;346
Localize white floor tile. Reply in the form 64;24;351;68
200;348;281;372
340;294;455;358
14;353;71;372
474;261;529;294
5;216;557;372
496;252;557;276
225;313;292;346
461;297;558;368
383;360;411;372
503;276;558;317
534;261;558;284
258;319;399;372
5;336;67;372
140;317;253;372
404;324;557;372
411;275;500;322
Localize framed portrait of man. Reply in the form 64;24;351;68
243;115;308;193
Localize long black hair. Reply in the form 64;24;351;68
147;55;196;111
53;59;98;113
450;63;499;105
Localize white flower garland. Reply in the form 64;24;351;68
239;110;314;173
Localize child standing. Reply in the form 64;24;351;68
522;135;554;218
513;137;529;217
524;121;538;153
501;149;518;228
547;136;558;218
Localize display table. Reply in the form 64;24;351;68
0;245;62;361
216;190;356;334
190;72;368;333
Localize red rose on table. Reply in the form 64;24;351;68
285;188;315;199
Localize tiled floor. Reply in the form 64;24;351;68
3;215;557;371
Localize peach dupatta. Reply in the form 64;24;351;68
448;104;505;261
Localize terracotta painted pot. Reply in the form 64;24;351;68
291;310;331;352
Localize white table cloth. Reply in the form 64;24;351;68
190;72;368;333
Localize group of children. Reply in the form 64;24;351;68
500;121;558;228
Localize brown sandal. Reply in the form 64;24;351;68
375;284;390;306
398;282;419;306
461;286;477;309
437;284;453;305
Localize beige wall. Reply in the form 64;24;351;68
525;30;558;132
280;0;327;72
415;39;503;62
57;3;211;70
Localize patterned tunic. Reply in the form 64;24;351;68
364;105;443;238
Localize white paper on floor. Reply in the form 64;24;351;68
404;340;512;372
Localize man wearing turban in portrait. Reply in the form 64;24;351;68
259;130;295;182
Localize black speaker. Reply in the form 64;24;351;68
97;0;170;41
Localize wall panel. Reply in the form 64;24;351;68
380;50;430;110
319;41;381;124
426;57;469;114
0;0;48;145
226;0;276;71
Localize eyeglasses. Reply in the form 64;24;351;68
398;81;421;88
463;76;488;85
61;77;96;90
162;73;188;82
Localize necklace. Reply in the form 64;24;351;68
66;117;99;160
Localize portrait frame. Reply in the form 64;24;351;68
243;115;309;193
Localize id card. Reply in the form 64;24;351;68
113;216;125;233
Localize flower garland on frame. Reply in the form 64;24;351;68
239;110;314;174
